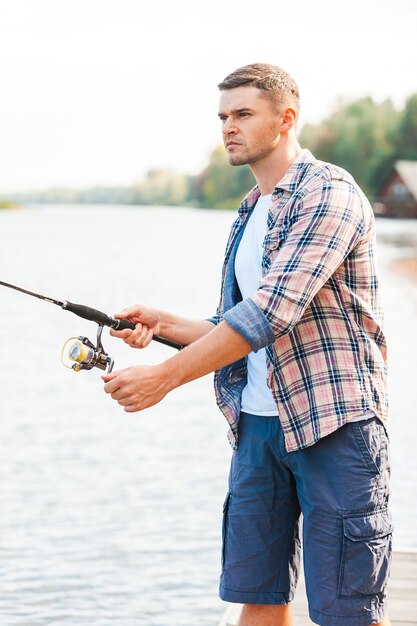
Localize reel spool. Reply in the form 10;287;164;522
61;325;114;373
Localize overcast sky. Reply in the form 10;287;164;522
1;0;416;193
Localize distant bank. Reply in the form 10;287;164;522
0;201;19;209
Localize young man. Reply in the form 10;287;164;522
103;64;392;626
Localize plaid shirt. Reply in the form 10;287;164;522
210;149;388;452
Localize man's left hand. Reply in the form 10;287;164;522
102;364;170;412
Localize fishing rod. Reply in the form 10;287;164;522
0;280;182;373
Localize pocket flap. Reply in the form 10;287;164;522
263;233;281;250
343;509;393;542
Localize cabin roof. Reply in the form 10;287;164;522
395;160;417;202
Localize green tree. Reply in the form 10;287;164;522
131;169;189;206
394;94;417;160
299;97;400;196
195;145;255;208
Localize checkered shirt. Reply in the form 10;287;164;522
209;150;388;452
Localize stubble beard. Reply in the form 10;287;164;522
226;143;274;167
227;153;249;166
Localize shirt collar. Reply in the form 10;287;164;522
238;149;315;215
273;148;315;192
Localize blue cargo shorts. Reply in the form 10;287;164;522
219;412;393;626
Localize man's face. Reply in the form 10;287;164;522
218;86;282;167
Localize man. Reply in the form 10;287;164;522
102;64;392;626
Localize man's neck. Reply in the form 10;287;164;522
251;139;302;195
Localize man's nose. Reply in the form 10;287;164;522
223;117;238;135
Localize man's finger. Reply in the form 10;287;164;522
124;404;140;413
118;324;150;347
102;371;117;383
103;380;121;394
115;306;142;319
134;325;149;346
142;329;154;348
110;389;126;401
116;395;131;406
109;328;133;339
102;369;127;391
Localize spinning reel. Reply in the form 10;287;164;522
61;324;114;373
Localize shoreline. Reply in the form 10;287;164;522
0;201;20;209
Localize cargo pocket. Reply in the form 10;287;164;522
338;508;393;598
221;492;231;569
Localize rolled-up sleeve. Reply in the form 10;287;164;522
224;297;275;352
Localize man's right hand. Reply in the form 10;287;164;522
109;304;160;349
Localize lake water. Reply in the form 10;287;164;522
0;205;416;626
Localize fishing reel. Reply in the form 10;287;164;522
61;324;114;373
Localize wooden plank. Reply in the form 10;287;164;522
219;551;417;626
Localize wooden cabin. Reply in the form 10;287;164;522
374;161;417;218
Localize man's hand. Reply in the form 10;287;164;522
103;320;253;414
109;304;160;349
102;363;170;412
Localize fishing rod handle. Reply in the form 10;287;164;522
63;301;183;350
114;318;184;350
63;301;118;327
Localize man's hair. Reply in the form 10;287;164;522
218;63;300;115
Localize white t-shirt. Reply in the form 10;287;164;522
234;194;278;416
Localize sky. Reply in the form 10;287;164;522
1;0;417;193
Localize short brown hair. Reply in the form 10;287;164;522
218;63;300;115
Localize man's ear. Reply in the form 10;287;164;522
280;107;297;133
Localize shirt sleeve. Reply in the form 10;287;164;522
224;178;367;351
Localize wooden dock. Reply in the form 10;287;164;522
219;551;417;625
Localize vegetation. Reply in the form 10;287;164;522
299;94;417;197
191;146;255;209
3;93;417;209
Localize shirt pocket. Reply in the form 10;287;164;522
263;232;281;251
338;508;393;598
262;229;287;271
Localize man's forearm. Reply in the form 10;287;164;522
102;320;254;413
158;311;216;346
161;320;253;390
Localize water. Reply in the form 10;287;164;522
0;205;416;625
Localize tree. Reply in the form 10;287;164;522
299;97;401;196
194;145;255;208
394;94;417;160
131;169;189;206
